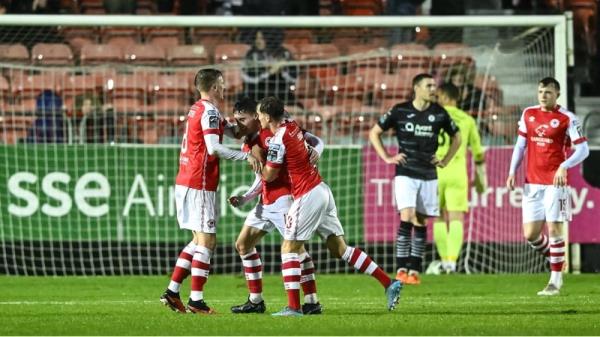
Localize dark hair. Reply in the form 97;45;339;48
438;82;460;101
412;73;434;88
258;96;285;121
194;68;223;92
539;77;560;91
234;96;257;114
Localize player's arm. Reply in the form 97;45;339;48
506;135;527;190
262;140;284;183
304;131;324;165
506;110;529;190
554;115;590;186
229;173;263;208
229;144;266;207
202;114;261;172
368;109;406;165
435;112;461;168
468;118;487;193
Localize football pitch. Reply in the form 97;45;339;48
0;274;599;335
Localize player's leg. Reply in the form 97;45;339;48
539;186;570;295
407;179;439;284
298;245;321;314
394;176;419;282
319;183;402;311
231;219;268;313
187;231;216;314
186;189;217;314
161;233;195;313
160;185;197;313
433;179;449;272
523;184;550;259
444;180;469;273
273;189;327;316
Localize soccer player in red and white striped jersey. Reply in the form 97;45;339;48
258;97;402;316
227;97;324;315
507;77;589;295
160;69;261;314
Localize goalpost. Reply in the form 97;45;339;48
0;14;571;275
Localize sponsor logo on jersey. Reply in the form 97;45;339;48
529;116;535;122
428;115;435;122
535;124;549;137
267;144;281;162
405;122;434;137
550;118;560;128
407;113;415;118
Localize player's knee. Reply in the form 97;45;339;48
235;239;252;255
523;229;539;241
326;235;346;258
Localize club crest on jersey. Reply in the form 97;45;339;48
529;116;535;122
550;118;560;128
264;136;272;147
207;219;215;228
428;115;435;122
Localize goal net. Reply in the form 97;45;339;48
0;15;568;275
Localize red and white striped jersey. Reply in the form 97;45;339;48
175;99;225;191
244;128;291;205
518;105;587;185
266;119;321;199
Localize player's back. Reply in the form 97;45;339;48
269;119;321;199
175;99;223;191
436;106;480;175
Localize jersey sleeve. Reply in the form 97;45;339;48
441;109;459;136
467;117;485;163
517;110;528;137
266;135;286;168
567;114;587;144
377;107;397;131
201;109;222;136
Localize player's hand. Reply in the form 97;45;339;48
307;145;320;166
228;195;244;208
474;173;486;194
432;155;447;168
553;167;568;187
506;175;515;191
385;153;407;165
247;153;262;173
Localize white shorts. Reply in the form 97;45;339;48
175;185;218;233
284;182;345;241
245;194;293;236
394;175;439;217
522;184;572;223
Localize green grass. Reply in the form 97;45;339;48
1;274;599;335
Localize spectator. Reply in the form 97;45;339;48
447;66;486;113
241;28;297;105
386;0;424;44
72;93;115;143
24;90;65;143
103;0;136;14
6;0;60;14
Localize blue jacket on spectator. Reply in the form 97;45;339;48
25;90;64;143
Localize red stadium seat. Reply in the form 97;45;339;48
0;116;35;144
111;98;147;115
295;43;341;79
11;73;62;99
432;43;475;73
80;44;123;65
167;45;209;66
389;43;431;70
373;73;416;100
107;73;147;100
222;68;243;97
101;27;141;44
284;29;314;46
345;45;388;70
341;0;384;15
148;74;190;103
123;44;166;66
31;43;74;65
214;43;251;64
62;74;101;98
66;36;96;56
0;75;9;103
144;28;185;44
0;44;30;64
